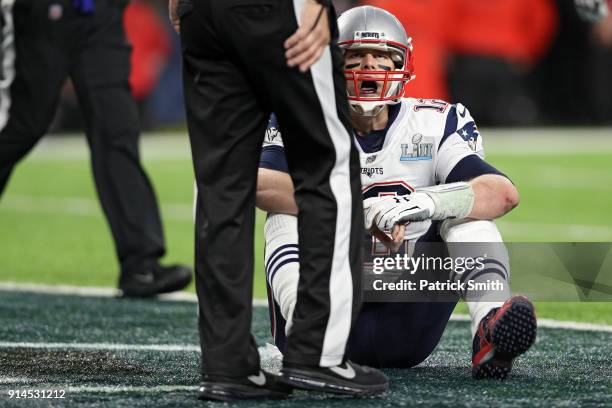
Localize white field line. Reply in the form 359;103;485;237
67;385;196;393
0;342;200;352
0;383;197;393
0;194;193;221
0;342;283;360
3;194;612;239
66;385;196;394
0;282;269;306
0;283;610;333
0;382;197;393
0;378;30;384
495;220;612;240
30;134;192;161
26;130;612;161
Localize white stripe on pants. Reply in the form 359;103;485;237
293;0;355;367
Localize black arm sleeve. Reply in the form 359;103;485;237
445;154;509;183
260;146;289;173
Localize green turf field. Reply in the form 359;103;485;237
0;291;610;407
0;131;611;406
0;131;610;323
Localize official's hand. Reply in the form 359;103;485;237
169;0;180;33
285;0;330;72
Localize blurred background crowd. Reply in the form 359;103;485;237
51;0;612;131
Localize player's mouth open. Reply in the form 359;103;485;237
360;80;378;95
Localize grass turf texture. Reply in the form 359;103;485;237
0;131;611;323
0;291;610;407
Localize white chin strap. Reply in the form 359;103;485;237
349;100;387;117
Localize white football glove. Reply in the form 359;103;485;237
372;193;435;232
575;0;609;22
363;194;434;232
363;182;476;232
363;196;396;230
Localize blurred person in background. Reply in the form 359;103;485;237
52;0;174;130
583;0;612;123
362;0;558;126
446;0;558;126
0;0;191;297
124;0;171;103
535;0;612;124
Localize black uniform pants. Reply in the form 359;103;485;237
0;0;165;274
180;0;363;378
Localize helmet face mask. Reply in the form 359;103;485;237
338;7;415;117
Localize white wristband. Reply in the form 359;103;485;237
418;182;475;220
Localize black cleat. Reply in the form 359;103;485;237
280;360;388;396
472;295;537;380
198;370;292;401
119;264;192;298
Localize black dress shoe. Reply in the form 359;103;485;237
198;370;292;401
280;360;388;396
119;264;192;298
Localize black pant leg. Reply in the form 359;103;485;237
213;0;363;367
0;0;69;195
180;1;267;378
69;0;165;274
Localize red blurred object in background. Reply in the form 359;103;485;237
449;0;558;68
124;0;172;101
362;0;452;100
361;0;557;101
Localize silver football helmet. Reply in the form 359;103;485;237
338;6;415;116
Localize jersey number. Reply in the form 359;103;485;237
414;99;449;114
362;182;413;256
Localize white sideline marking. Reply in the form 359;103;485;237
0;342;283;360
0;342;200;352
66;385;196;394
25;131;612;161
0;282;269;306
448;314;612;333
0;382;196;393
535;318;612;333
0;378;30;384
66;385;198;395
0;195;193;221
30;134;192;161
500;220;612;240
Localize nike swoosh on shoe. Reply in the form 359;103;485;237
329;363;356;379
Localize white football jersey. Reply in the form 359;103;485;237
262;97;486;247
